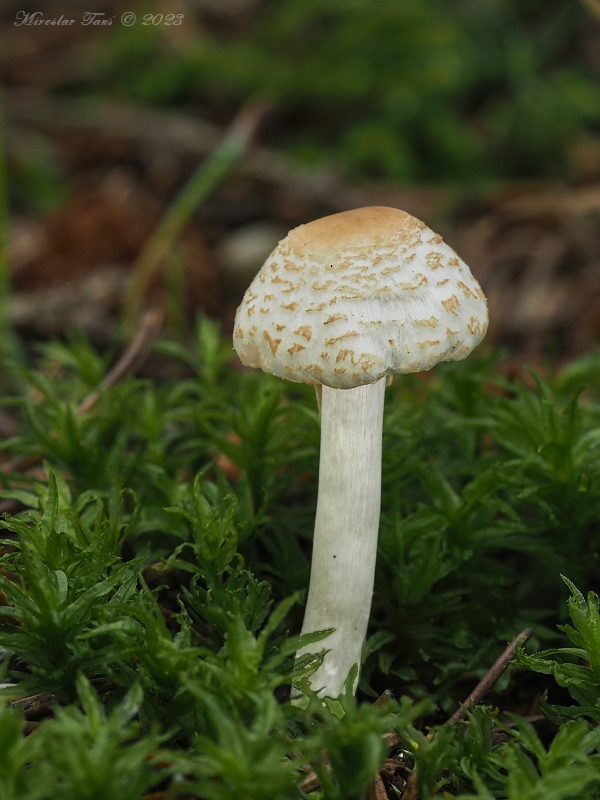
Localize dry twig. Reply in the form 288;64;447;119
11;692;60;720
4;91;452;222
77;306;164;416
9;678;113;723
298;628;535;797
400;627;534;800
446;628;535;726
122;100;270;335
0;307;164;477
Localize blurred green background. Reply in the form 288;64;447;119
74;0;600;185
4;0;600;197
2;0;600;362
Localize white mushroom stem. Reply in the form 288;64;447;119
295;377;386;701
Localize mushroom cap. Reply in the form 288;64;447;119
233;206;488;389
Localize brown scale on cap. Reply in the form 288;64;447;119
442;295;461;315
263;331;281;356
295;326;313;340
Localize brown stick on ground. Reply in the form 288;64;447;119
10;678;114;723
11;692;60;719
0;307;164;477
77;306;164;416
123;99;270;335
4;91;449;221
400;627;534;800
445;627;535;726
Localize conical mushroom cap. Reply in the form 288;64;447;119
234;206;488;389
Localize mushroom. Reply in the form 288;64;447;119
233;206;488;701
